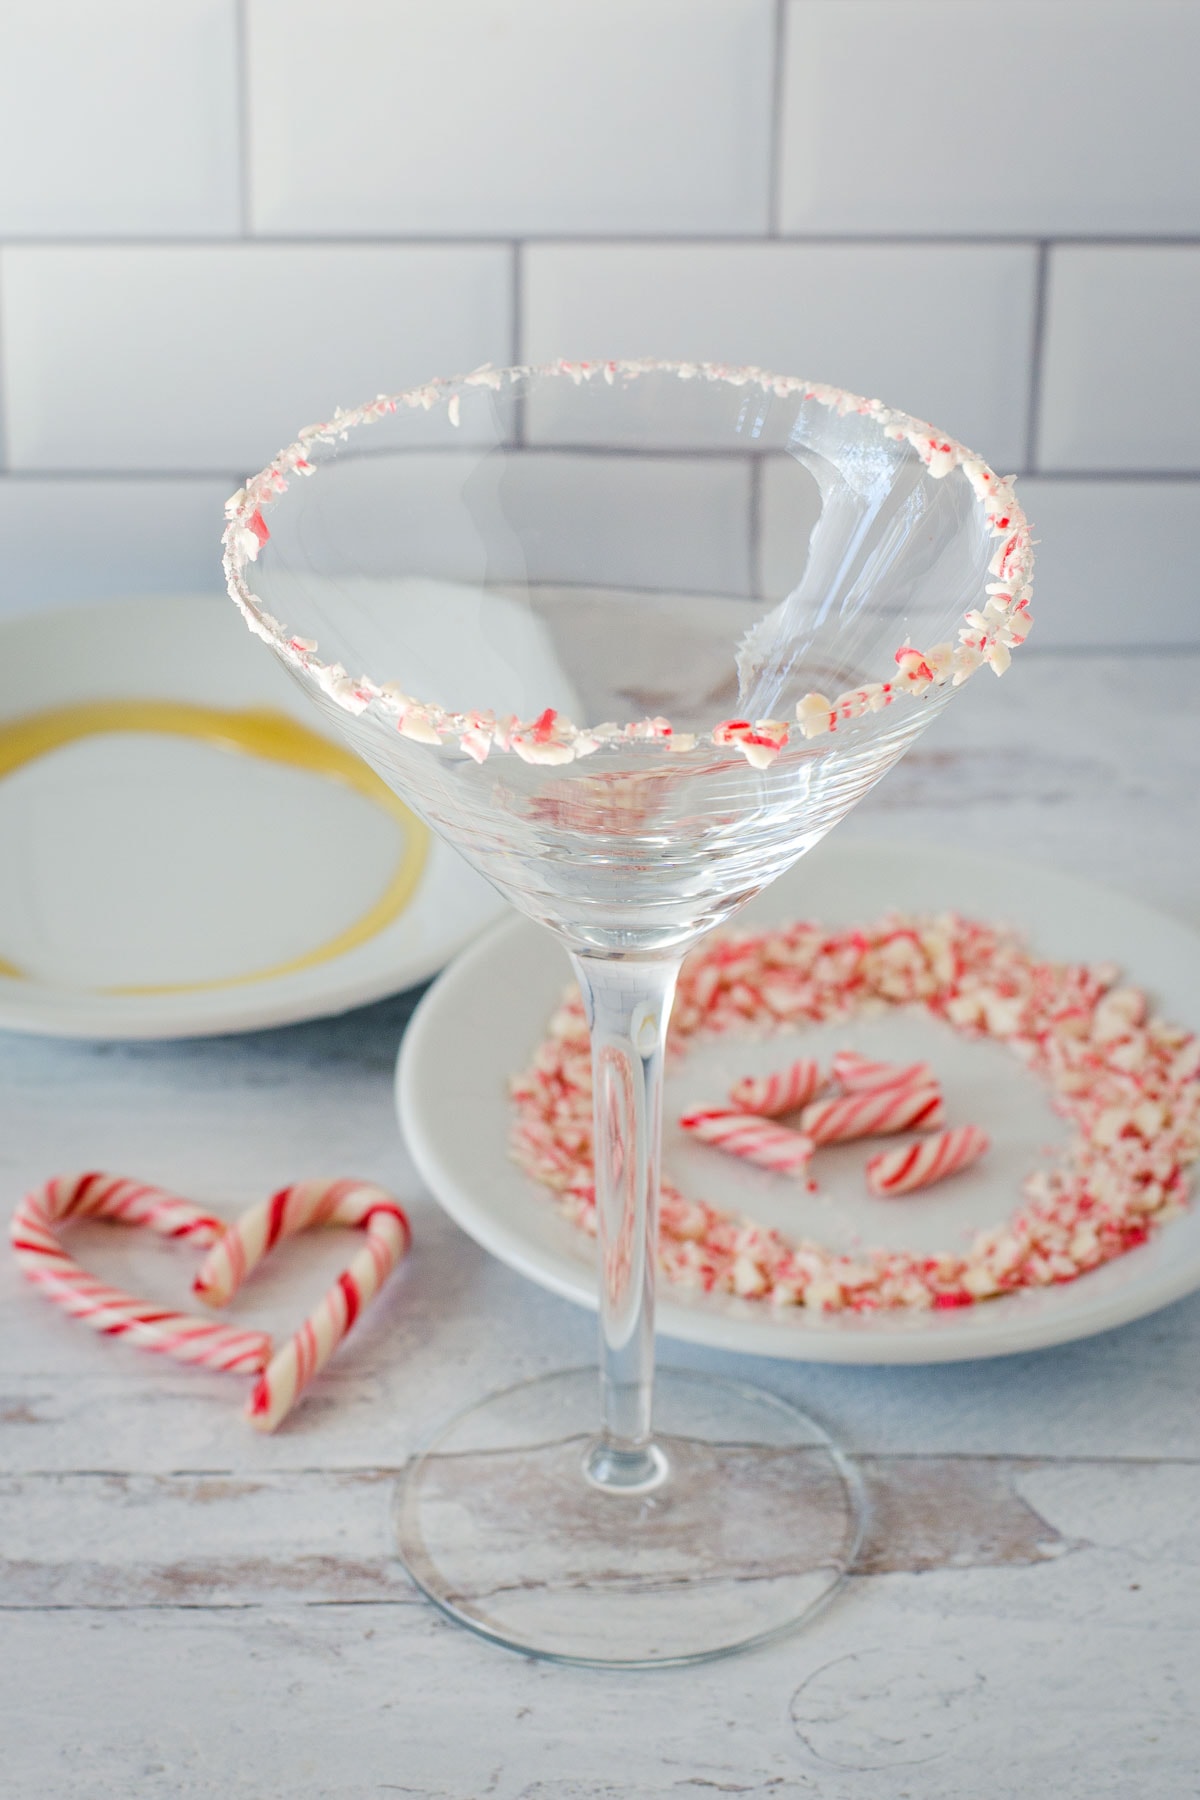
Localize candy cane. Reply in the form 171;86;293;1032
679;1110;814;1177
832;1050;934;1093
194;1179;411;1433
728;1058;823;1116
10;1173;271;1373
866;1126;990;1197
800;1083;944;1146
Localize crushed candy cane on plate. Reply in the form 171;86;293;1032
509;912;1200;1313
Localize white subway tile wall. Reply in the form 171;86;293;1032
1015;480;1200;648
248;0;775;238
0;0;1195;641
779;0;1200;237
1038;247;1200;473
1;246;512;472
521;242;1037;467
0;480;236;616
0;1;240;237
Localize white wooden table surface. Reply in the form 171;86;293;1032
3;647;1199;1799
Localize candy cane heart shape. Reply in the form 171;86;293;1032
10;1172;272;1373
193;1178;411;1433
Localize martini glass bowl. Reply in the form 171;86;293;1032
225;361;1033;1666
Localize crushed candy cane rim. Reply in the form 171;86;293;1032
509;912;1199;1314
223;360;1034;771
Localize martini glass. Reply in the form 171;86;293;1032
224;361;1033;1666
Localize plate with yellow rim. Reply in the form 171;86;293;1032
0;596;504;1038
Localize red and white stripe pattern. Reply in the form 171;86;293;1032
194;1179;411;1433
800;1083;945;1146
832;1050;934;1093
679;1110;814;1177
9;1172;271;1373
728;1058;823;1117
866;1126;990;1197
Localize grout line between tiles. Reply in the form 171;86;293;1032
233;0;253;237
511;245;526;444
1015;467;1200;484
6;231;1200;251
0;469;252;483
1021;641;1200;658
0;236;518;254
766;0;788;237
1024;241;1050;472
748;452;764;596
510;244;522;366
0;252;7;475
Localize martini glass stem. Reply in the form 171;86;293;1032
570;952;681;1495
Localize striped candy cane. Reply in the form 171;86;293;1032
679;1110;815;1177
800;1083;944;1146
10;1172;271;1373
865;1125;990;1196
832;1050;934;1093
194;1179;411;1433
728;1058;823;1117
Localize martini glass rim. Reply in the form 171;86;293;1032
221;358;1035;771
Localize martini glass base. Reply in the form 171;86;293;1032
395;1366;864;1667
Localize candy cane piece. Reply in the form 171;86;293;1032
800;1083;944;1146
866;1126;990;1197
194;1179;411;1433
832;1050;934;1093
10;1172;271;1373
679;1110;814;1177
728;1058;823;1116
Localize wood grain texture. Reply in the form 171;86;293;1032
0;1455;1091;1609
1;648;1198;1797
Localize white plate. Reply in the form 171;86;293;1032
398;841;1200;1363
0;598;504;1038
